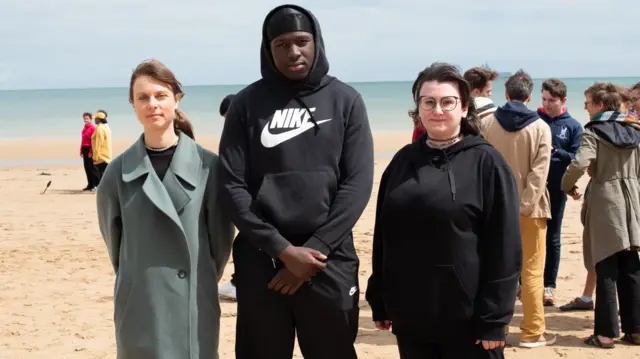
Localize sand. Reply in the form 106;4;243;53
0;133;637;359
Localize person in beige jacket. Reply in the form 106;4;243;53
562;82;640;348
482;70;556;348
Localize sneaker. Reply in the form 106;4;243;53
559;297;593;311
519;333;557;348
543;287;555;306
218;281;236;301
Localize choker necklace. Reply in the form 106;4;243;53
145;137;179;152
426;134;462;149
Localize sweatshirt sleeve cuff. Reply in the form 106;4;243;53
303;235;331;256
267;235;293;259
369;301;389;322
555;148;571;162
474;323;507;341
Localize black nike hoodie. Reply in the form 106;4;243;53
218;5;374;309
365;135;523;341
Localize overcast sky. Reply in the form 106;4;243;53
1;0;637;90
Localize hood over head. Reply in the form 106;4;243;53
265;8;314;42
260;4;330;92
494;101;539;132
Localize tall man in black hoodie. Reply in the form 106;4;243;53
218;5;374;359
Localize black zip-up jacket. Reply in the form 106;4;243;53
218;5;374;310
366;135;522;341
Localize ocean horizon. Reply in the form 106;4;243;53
1;76;639;141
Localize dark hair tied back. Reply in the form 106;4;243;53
129;59;195;139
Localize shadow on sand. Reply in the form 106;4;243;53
45;188;95;195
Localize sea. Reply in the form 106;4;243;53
1;77;639;141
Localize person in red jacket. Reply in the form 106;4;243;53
80;112;99;191
411;115;426;142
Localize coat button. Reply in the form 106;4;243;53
177;270;187;278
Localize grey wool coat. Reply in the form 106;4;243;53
96;132;235;359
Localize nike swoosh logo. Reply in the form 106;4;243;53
260;119;332;148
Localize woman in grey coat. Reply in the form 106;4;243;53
562;82;640;348
96;59;235;359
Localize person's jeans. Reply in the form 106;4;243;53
544;189;567;289
520;216;547;341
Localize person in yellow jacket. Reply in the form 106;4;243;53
91;109;112;185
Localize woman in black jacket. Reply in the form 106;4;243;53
366;63;523;359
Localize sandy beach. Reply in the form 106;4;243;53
0;132;637;359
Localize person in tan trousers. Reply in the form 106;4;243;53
482;69;557;348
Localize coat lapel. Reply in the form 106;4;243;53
163;133;201;214
121;132;202;236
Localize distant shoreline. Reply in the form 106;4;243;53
2;75;640;92
0;132;409;164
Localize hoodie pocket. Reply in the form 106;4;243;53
385;265;473;337
255;170;337;236
435;265;474;322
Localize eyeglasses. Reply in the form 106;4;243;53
418;96;460;112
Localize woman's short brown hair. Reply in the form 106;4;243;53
584;82;624;112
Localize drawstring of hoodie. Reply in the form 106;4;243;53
425;137;458;202
293;95;319;134
423;148;457;202
442;150;456;201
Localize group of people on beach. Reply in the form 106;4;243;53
436;67;640;350
90;4;640;359
79;110;112;191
